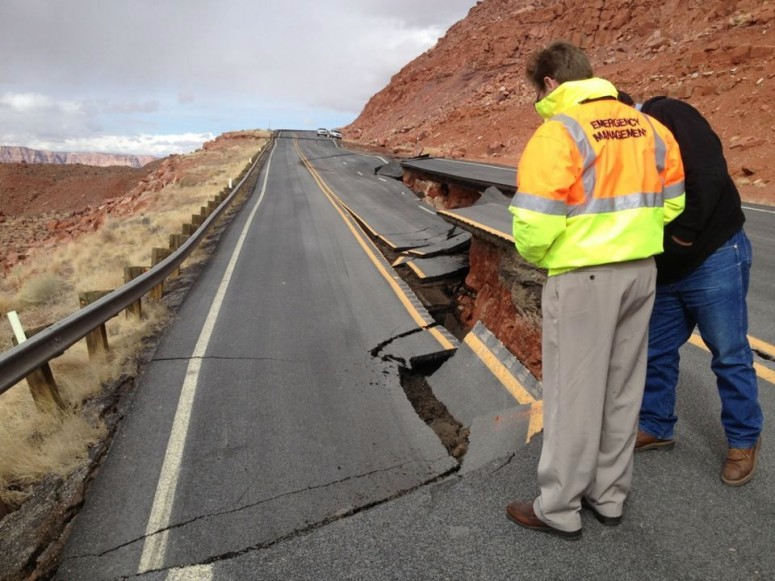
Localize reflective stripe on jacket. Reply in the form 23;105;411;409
510;77;685;276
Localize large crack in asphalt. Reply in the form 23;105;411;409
368;326;424;366
368;323;469;463
398;363;469;462
360;209;471;467
111;464;461;579
63;459;446;564
753;347;775;363
59;164;472;578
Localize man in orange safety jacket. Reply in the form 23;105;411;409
505;41;685;539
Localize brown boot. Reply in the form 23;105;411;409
634;430;675;452
505;501;582;540
721;438;761;487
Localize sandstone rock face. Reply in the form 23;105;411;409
458;238;544;378
0;146;156;168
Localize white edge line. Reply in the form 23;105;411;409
138;146;276;574
166;564;214;580
742;204;775;214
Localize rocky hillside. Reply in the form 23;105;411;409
0;146;156;168
0;131;262;273
346;0;775;204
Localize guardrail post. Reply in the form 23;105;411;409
78;291;112;356
169;234;188;277
150;248;172;300
181;223;195;236
169;233;188;251
7;311;66;413
123;266;146;318
191;213;204;228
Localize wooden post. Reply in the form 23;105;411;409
150;248;171;300
181;223;195;236
78;291;112;357
7;311;66;413
200;205;208;218
123;266;146;318
191;213;204;227
208;199;217;214
168;234;188;276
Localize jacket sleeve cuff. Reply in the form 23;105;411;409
669;224;698;242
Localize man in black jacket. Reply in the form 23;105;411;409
632;96;763;486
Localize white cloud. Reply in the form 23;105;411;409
1;92;66;112
0;0;478;155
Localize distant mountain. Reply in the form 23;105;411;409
0;146;156;168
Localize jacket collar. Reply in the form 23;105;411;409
535;77;619;120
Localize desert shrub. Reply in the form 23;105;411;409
0;390;105;508
15;274;70;308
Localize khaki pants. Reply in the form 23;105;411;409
534;258;656;532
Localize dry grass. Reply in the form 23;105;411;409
0;131;268;508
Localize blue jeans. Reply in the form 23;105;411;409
640;229;763;448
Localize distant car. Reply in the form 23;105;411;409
329;129;343;139
316;128;329;137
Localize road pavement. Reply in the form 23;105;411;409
56;135;775;580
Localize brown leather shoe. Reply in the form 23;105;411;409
505;501;581;540
721;438;761;487
581;497;622;526
634;430;675;452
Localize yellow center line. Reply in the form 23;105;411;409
527;400;544;443
294;140;454;351
463;333;543;442
463;333;536;405
688;334;775;386
408;261;428;279
437;210;513;243
748;335;775;360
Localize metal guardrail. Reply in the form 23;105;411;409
0;134;276;395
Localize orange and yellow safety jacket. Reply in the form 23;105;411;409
510;77;685;275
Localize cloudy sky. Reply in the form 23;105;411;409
0;0;477;157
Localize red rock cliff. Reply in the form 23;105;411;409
346;0;774;200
